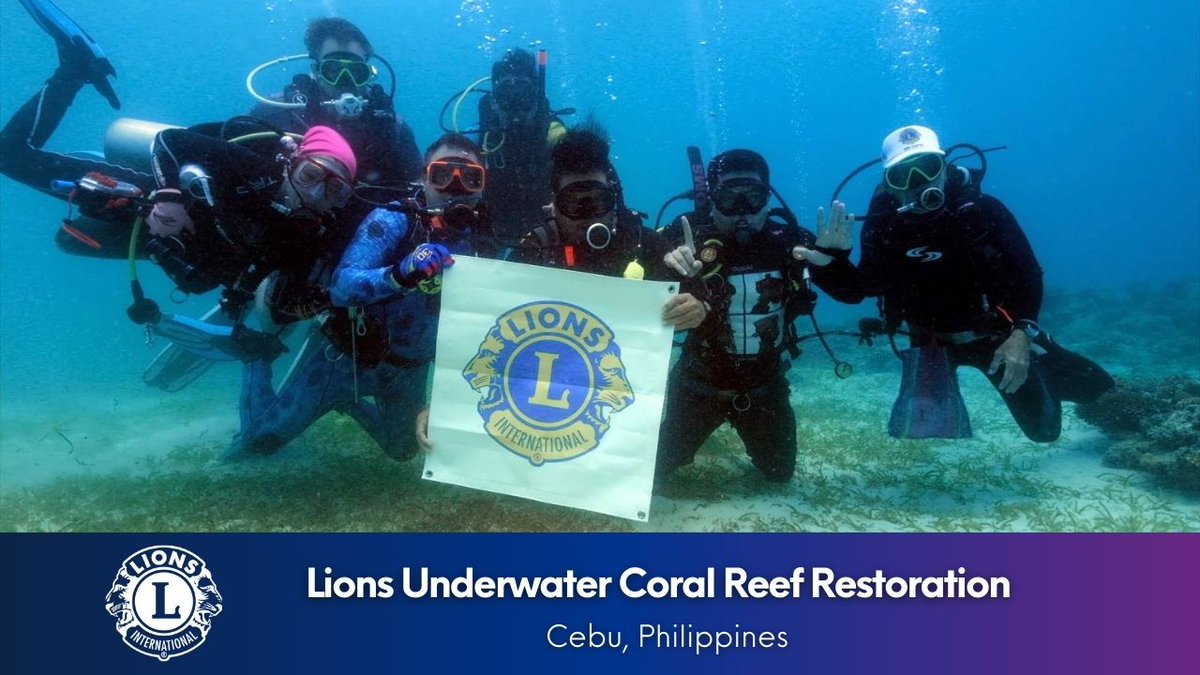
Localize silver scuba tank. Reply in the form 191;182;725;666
103;118;180;174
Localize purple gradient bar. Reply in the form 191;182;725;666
6;533;1197;674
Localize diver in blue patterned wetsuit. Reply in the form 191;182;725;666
229;133;488;460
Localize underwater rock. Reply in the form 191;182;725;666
1076;376;1200;491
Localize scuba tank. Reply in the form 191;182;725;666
104;118;180;174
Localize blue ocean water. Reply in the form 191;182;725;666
0;0;1197;531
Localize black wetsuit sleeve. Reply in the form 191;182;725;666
807;195;894;305
0;73;152;198
808;251;868;304
971;195;1043;322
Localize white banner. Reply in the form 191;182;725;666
424;256;677;521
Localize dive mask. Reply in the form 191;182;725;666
292;156;354;207
493;75;536;113
554;180;616;220
316;52;375;88
427;158;486;193
885;153;944;191
712;177;770;216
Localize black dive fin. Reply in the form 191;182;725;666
18;0;121;109
1034;333;1115;404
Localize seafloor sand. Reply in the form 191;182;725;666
2;340;1196;533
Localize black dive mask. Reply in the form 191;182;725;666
493;76;537;126
554;181;616;220
712;178;770;216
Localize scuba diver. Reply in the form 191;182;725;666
509;124;706;334
246;17;423;198
654;149;826;483
796;125;1114;442
0;5;414;389
126;122;360;363
441;48;568;248
512;126;651;272
231;133;491;460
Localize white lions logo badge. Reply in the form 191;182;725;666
463;301;634;465
105;545;222;661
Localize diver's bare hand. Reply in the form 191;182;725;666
662;293;706;330
416;408;433;452
818;200;855;249
989;332;1031;393
664;245;701;277
793;201;854;267
663;216;701;277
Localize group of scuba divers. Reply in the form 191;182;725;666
2;2;1115;486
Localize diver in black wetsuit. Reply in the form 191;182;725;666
655;150;821;483
475;48;567;247
129;123;359;331
247;17;423;199
510;125;706;327
799;125;1111;443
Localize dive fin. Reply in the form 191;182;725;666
147;315;286;362
143;305;233;392
18;0;121;109
1033;333;1115;404
888;346;973;439
150;314;245;362
142;345;217;393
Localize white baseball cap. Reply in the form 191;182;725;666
881;125;945;168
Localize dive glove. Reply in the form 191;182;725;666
392;243;454;287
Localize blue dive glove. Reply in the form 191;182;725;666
392;243;454;287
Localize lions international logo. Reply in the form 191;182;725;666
899;127;921;144
463;301;634;465
105;545;222;661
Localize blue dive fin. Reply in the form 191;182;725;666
888;346;973;439
143;305;230;392
150;314;246;362
148;314;289;364
18;0;121;109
